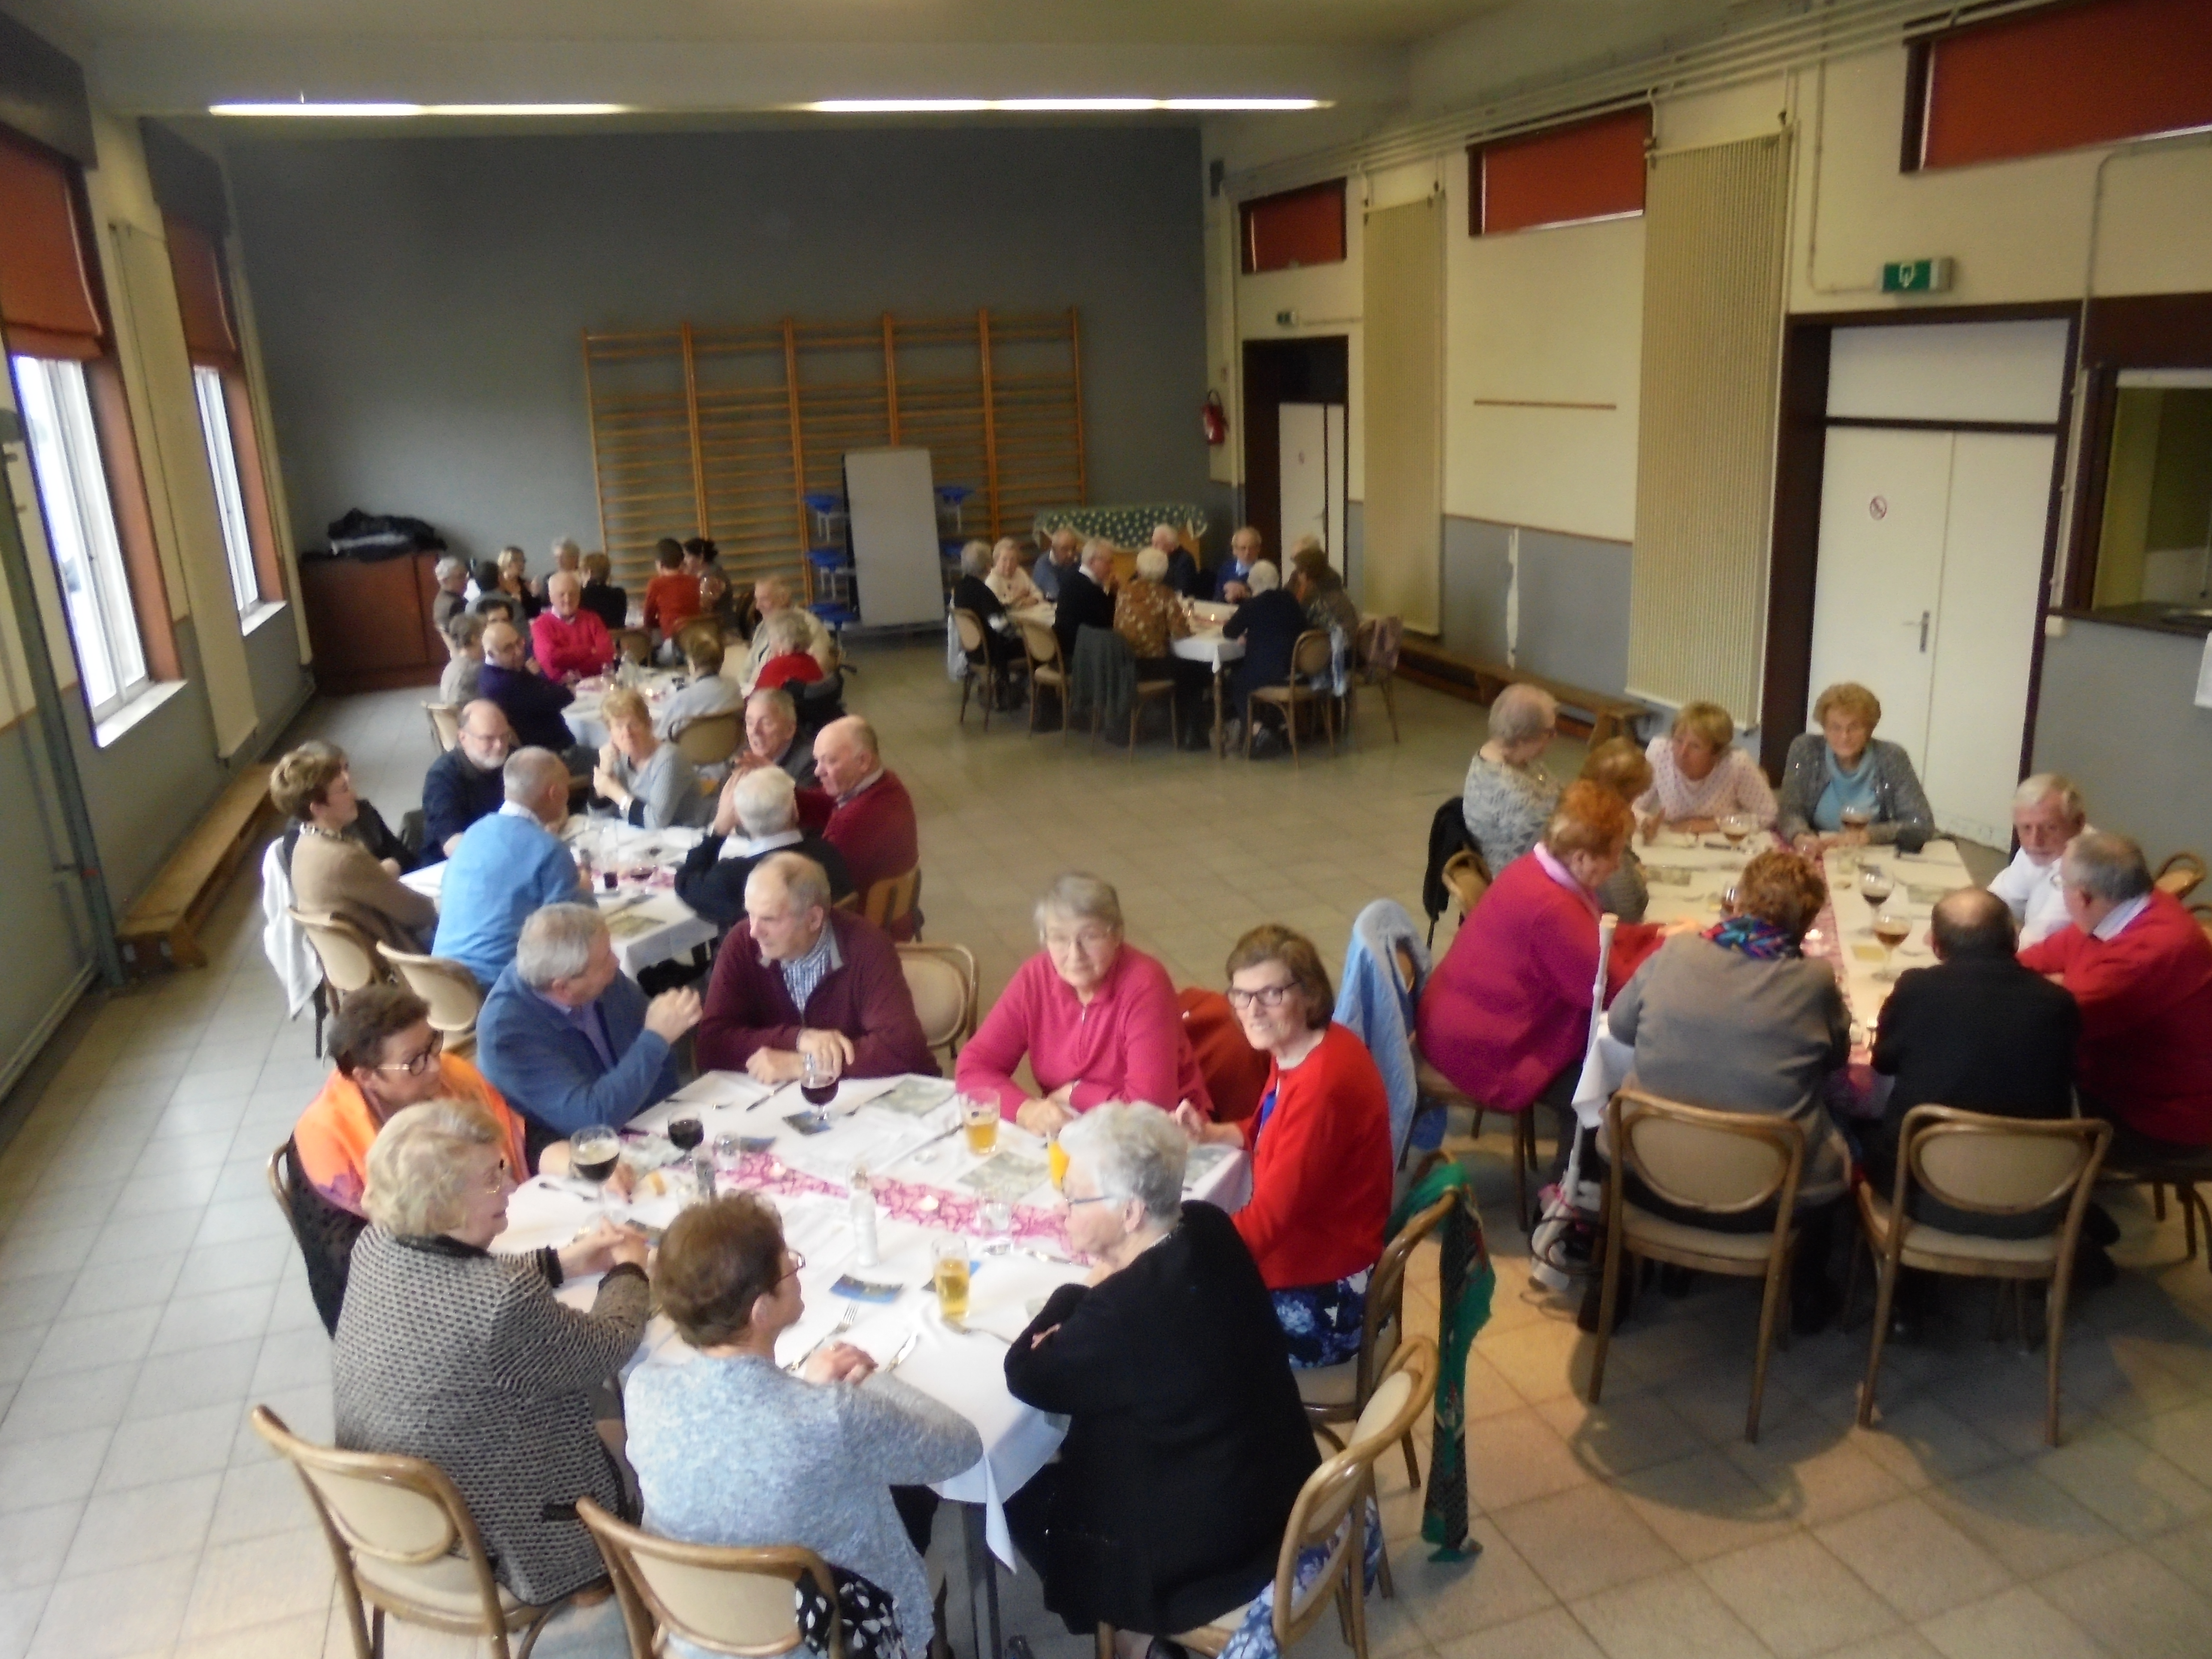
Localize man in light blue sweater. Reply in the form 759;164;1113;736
432;747;585;988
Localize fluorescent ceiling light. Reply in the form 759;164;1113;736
806;97;1323;114
209;101;629;117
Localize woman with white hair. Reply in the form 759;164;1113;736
753;607;826;693
1003;1103;1319;1649
957;875;1213;1136
1221;559;1309;750
333;1099;650;1607
1462;681;1562;873
432;555;471;629
951;538;1022;677
1113;545;1206;738
987;535;1045;610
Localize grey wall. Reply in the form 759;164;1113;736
1438;516;1634;696
223;126;1214;564
2033;618;2212;869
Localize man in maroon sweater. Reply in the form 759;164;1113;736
695;851;936;1083
2019;830;2212;1155
799;716;922;941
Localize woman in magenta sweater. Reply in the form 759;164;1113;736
957;874;1212;1134
1418;782;1665;1175
1182;925;1394;1366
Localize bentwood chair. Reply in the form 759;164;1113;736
674;713;741;768
672;616;724;665
897;942;978;1065
1246;630;1336;767
423;702;462;753
864;867;921;938
1856;1106;2110;1446
1587;1090;1807;1443
381;949;486;1054
953;609;1024;732
1097;1339;1437;1659
577;1498;842;1659
290;909;392;999
253;1407;593;1659
1439;848;1490;925
1391;940;1537;1228
1347;615;1404;745
2155;851;2206;903
1120;669;1179;758
1017;620;1070;741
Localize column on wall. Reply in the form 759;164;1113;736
1361;197;1443;632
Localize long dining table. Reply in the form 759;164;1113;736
497;1070;1250;1659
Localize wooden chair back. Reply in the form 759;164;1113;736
675;714;742;767
266;1139;302;1253
2155;851;2206;903
1289;628;1333;680
673;617;725;663
381;950;486;1039
1018;619;1064;673
252;1406;550;1658
423;702;462;753
611;626;653;665
289;908;389;996
577;1497;838;1659
1616;1090;1803;1219
1440;849;1489;914
952;608;988;656
1356;1190;1454;1406
863;867;921;935
897;943;977;1062
1352;615;1403;682
1901;1106;2109;1221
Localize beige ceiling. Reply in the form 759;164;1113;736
40;0;1507;47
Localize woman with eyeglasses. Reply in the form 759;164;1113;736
334;1098;649;1608
957;873;1213;1137
627;1193;982;1659
1177;926;1394;1365
288;984;587;1333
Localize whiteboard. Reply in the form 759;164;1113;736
842;448;945;630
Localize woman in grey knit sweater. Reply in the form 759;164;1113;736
1462;683;1562;874
627;1195;982;1659
1775;682;1933;852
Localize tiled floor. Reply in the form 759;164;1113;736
3;639;2210;1658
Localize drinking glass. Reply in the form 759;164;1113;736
961;1095;1000;1158
668;1116;704;1198
978;1200;1014;1254
1872;908;1911;981
933;1238;972;1324
1720;813;1757;855
799;1051;839;1120
1857;865;1894;918
571;1124;622;1220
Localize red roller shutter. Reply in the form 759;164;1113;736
0;131;103;360
1475;107;1649;236
1917;0;2212;170
1241;179;1346;274
163;215;241;369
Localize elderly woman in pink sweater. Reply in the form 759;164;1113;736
957;874;1213;1134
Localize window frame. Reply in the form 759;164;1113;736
9;350;151;719
1469;106;1650;238
191;362;260;614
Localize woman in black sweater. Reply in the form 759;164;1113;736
1004;1103;1317;1649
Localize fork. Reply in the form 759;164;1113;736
784;1302;863;1372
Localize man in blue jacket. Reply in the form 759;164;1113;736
421;701;512;859
432;747;584;988
476;902;699;1139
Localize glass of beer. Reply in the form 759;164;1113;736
961;1095;999;1158
1048;1134;1070;1190
933;1237;972;1324
1872;908;1911;981
571;1124;622;1220
1720;813;1758;855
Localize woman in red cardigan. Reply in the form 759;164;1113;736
1417;781;1664;1179
1181;925;1393;1366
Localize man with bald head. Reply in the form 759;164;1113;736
530;569;614;683
1868;887;2080;1245
477;619;579;754
422;700;514;858
433;747;589;989
799;715;921;940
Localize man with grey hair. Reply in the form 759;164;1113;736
1988;773;2090;947
1033;526;1081;602
531;569;615;684
677;764;852;928
695;852;934;1084
432;556;471;629
475;902;696;1139
733;686;817;787
804;715;921;939
738;575;838;693
422;699;513;857
2021;830;2212;1155
1222;557;1308;752
431;747;588;988
1054;537;1118;659
1002;1100;1318;1646
1214;524;1263;604
438;609;487;705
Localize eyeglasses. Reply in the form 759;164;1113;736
781;1249;806;1281
373;1030;444;1076
1063;1194;1115;1208
1044;929;1116;953
474;1158;513;1194
1225;981;1300;1011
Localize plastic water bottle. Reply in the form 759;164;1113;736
849;1163;879;1267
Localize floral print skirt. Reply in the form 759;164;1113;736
1271;1270;1370;1368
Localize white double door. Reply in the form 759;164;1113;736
1806;425;2054;848
1279;402;1348;586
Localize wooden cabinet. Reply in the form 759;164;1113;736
297;550;447;693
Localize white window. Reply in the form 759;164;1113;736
193;365;259;613
9;354;148;718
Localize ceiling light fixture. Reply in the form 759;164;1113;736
806;97;1324;114
208;101;629;117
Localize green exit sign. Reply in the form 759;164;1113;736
1883;257;1954;293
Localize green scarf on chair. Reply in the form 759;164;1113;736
1389;1157;1495;1560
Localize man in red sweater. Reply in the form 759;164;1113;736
799;716;922;941
529;572;614;684
2018;831;2212;1153
693;852;935;1082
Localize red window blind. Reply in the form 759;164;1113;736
163;215;241;369
1241;179;1346;274
0;131;103;360
1474;107;1649;236
1917;0;2212;170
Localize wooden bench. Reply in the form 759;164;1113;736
118;763;275;972
1399;642;1647;747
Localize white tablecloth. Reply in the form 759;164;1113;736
565;670;686;749
400;819;717;977
498;1070;1249;1566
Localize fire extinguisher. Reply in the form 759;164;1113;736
1202;391;1229;447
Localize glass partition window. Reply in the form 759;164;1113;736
193;363;258;614
2095;374;2212;618
10;352;148;716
